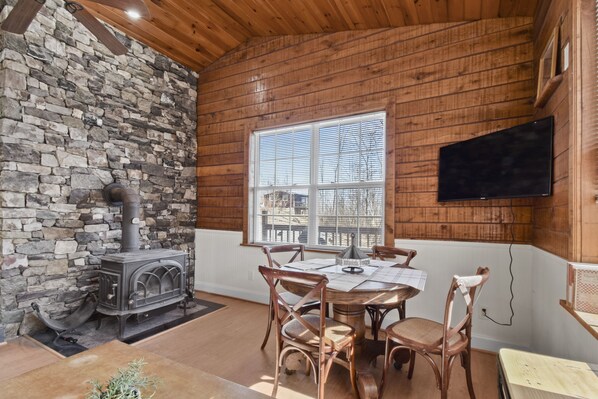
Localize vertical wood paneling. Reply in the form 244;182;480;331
532;0;572;259
196;18;536;244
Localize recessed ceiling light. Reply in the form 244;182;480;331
125;10;141;19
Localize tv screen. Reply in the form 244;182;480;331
437;117;553;202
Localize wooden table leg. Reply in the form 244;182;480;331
332;304;366;345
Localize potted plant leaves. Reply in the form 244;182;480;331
86;359;159;399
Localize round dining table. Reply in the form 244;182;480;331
283;278;420;345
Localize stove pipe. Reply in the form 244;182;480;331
103;183;140;252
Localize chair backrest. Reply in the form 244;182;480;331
371;245;417;267
440;267;490;350
262;244;305;268
258;265;330;349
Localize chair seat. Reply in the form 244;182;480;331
282;315;354;351
386;317;468;355
279;291;319;308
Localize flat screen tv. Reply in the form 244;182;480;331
437;116;553;202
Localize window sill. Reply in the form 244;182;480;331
559;300;598;340
240;242;359;255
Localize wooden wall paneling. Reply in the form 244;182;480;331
578;0;598;262
532;0;572;259
197;24;534;125
199;18;527;96
385;100;396;245
395;116;533;147
199;33;533;120
196;18;536;244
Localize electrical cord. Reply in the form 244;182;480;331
483;199;515;326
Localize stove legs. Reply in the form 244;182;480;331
116;315;131;340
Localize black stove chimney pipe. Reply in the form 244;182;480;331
103;183;140;252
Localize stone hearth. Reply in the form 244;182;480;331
0;0;198;340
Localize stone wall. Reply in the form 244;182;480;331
0;0;198;340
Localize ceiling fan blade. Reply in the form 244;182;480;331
66;2;127;55
1;0;46;34
87;0;150;19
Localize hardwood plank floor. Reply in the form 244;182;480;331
0;292;499;398
0;336;63;382
136;292;499;398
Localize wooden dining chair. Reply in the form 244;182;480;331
379;267;490;399
260;244;321;349
258;265;358;399
365;245;417;341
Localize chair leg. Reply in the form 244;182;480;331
440;355;452;399
318;353;326;399
372;310;380;341
398;300;406;320
407;350;416;380
260;302;274;350
379;336;391;397
272;341;282;398
348;345;358;397
463;351;476;399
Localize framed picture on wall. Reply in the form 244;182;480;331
535;26;561;108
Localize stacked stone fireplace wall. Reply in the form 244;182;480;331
0;0;198;340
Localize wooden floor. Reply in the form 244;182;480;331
0;335;63;382
0;292;499;398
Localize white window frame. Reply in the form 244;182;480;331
249;111;386;250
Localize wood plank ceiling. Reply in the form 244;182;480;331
80;0;538;72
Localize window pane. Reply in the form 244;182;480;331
260;135;276;161
318;155;338;184
318;189;336;216
259;160;275;186
339;122;360;153
293;157;310;185
337;188;360;216
293;130;311;158
360;187;383;216
271;190;291;216
361;119;384;151
360;151;384;182
276;131;293;159
359;217;383;247
319;125;339;155
257;189;274;215
254;111;385;248
275;158;292;186
338;153;360;183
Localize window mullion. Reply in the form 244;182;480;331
308;124;318;247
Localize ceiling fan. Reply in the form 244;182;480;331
1;0;150;55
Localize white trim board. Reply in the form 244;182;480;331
195;229;598;361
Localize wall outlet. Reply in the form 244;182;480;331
479;307;488;320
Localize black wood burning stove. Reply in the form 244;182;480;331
96;184;188;339
97;249;187;338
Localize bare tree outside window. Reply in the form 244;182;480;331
252;113;385;249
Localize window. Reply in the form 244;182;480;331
250;112;386;249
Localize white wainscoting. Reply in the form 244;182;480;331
195;229;597;361
530;248;598;363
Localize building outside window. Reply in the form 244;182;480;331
250;111;386;249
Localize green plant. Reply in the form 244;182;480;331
86;359;159;399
